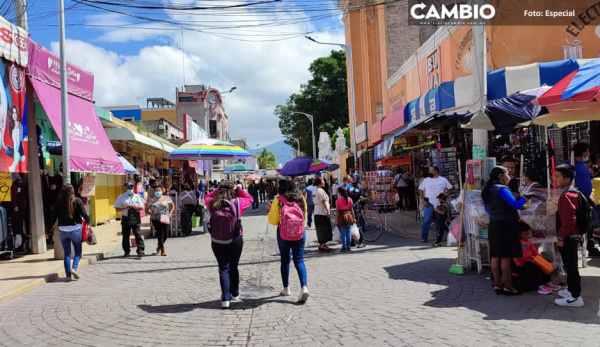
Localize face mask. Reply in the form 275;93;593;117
155;192;163;198
521;178;526;186
127;189;134;195
584;156;589;162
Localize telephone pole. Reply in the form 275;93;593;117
15;0;47;254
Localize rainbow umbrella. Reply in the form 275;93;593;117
310;158;333;172
167;139;252;160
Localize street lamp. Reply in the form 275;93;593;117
222;86;237;94
305;35;358;167
291;111;316;158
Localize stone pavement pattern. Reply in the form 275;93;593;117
1;207;600;346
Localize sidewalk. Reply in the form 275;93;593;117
384;209;424;240
0;217;151;304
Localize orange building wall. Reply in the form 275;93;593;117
141;109;177;124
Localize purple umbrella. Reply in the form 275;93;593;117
280;156;325;176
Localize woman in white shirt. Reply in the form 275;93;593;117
313;177;333;251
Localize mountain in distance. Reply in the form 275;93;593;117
249;140;294;166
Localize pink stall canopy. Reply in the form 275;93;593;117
30;78;124;174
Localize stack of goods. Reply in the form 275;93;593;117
364;171;395;206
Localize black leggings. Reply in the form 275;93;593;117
152;219;169;247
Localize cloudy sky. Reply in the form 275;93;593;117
24;0;345;148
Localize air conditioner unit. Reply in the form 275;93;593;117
158;124;165;130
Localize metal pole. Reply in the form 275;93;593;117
347;45;358;168
310;115;316;158
14;0;27;29
59;0;70;184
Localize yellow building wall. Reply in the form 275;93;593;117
141;109;177;124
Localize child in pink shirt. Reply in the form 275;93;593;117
335;187;356;252
513;220;560;295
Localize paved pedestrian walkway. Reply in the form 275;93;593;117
1;207;599;346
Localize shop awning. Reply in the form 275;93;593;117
381;106;405;135
30;78;124;174
374;122;419;161
105;128;175;153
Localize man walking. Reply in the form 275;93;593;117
393;168;410;211
258;179;267;203
114;182;145;258
304;178;316;228
418;166;453;243
248;180;260;212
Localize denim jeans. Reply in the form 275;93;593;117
252;195;259;210
339;225;351;249
306;205;314;227
211;235;244;302
59;227;83;277
277;228;307;288
421;205;434;240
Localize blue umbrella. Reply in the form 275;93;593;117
117;154;138;174
484;87;549;138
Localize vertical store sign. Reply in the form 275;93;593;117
0;16;28;174
427;49;440;90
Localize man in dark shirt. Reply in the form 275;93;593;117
348;174;366;248
248;180;259;212
500;155;520;195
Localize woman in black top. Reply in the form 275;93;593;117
50;184;90;281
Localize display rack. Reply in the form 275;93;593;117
363;171;395;208
432;148;459;190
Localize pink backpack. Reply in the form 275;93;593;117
277;195;305;241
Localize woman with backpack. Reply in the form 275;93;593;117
267;179;309;303
204;182;253;308
49;184;90;281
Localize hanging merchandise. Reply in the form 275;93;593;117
363;170;395;208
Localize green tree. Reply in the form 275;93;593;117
255;149;276;169
274;50;349;157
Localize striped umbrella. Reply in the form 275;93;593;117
310;158;333;172
223;164;254;174
167;139;252;160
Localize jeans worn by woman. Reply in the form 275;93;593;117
211;235;244;301
59;226;83;277
277;228;307;288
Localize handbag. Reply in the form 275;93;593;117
81;220;89;242
160;214;171;225
86;229;96;245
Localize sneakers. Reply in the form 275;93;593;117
70;269;80;280
357;242;366;248
538;285;552;295
432;243;442;247
558;288;571;298
221;301;230;309
298;287;309;303
280;288;291;296
554;296;584;307
231;295;241;301
546;282;561;291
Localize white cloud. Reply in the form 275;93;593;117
49;3;344;146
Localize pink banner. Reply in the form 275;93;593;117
26;39;94;100
31;78;124;174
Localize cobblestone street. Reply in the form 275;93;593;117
1;208;600;346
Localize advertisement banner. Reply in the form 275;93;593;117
0;16;27;67
0;60;27;173
0;172;12;202
27;39;94;100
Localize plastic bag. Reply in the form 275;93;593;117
333;226;341;242
350;224;360;240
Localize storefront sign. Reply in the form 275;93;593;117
27;39;94;100
80;175;96;197
0;60;27;173
355;122;368;144
0;172;12;202
0;16;27;67
427;49;441;90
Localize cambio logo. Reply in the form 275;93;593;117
410;3;496;20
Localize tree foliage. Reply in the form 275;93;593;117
274;50;349;158
255;148;276;169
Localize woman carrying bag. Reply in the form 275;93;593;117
335;187;356;252
204;182;253;309
267;179;309;303
145;187;175;256
313;177;333;251
50;184;90;281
